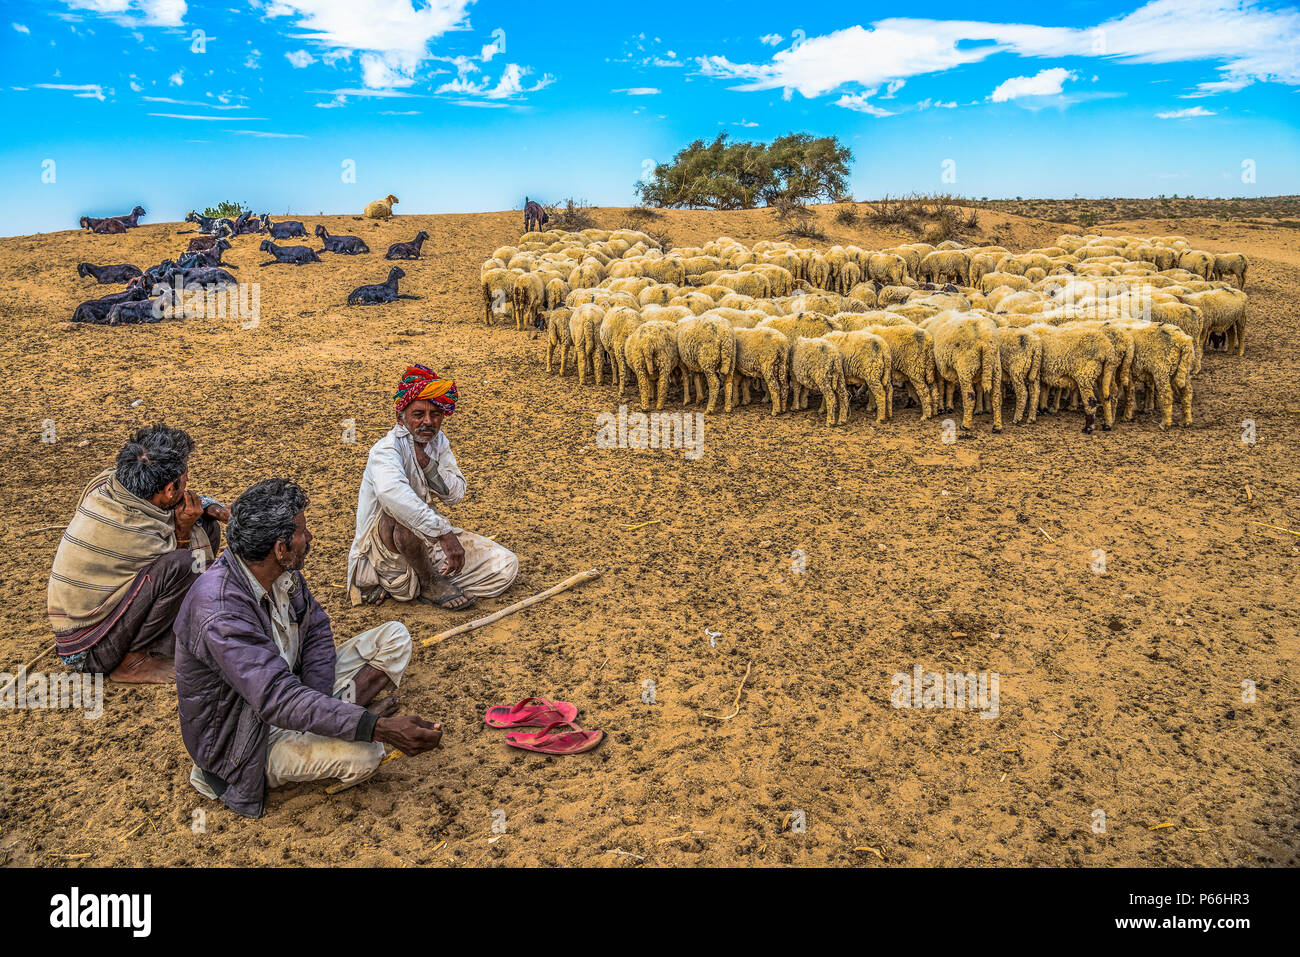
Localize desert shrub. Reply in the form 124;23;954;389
202;201;248;219
636;132;852;210
646;228;674;253
866;195;918;228
834;203;860;226
1077;209;1099;228
547;198;598;231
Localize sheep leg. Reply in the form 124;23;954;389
546;340;554;374
763;371;781;415
703;371;721;414
1177;381;1193;426
576;347;587;387
1150;378;1174;431
1027;374;1040;424
957;368;977;435
1234;320;1245;356
1075;381;1099;434
990;358;1003;433
636;365;651;413
680;364;692;407
1011;377;1027;424
656;369;670;411
868;375;887;424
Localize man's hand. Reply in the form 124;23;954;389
174;491;204;539
373;715;442;754
438;531;465;576
204;503;231;523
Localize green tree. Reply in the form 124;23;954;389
636;133;852;210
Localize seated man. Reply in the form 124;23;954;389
175;478;442;818
347;364;518;611
47;423;227;684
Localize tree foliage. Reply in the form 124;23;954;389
635;133;851;210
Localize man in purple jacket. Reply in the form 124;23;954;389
174;478;442;817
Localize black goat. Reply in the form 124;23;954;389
260;214;308;239
348;267;405;305
80;216;127;234
315;224;369;255
384;229;429;260
77;262;143;284
79;206;145;232
72;280;150;324
105;296;170;325
177;239;234;269
259;240;321;265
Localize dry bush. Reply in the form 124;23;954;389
834;203;860;226
866;195;918;228
547;198;598;231
646;228;673;253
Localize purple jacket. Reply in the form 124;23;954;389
173;551;377;817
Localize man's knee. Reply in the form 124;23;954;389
152;548;201;588
500;548;520;588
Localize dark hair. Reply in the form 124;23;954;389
227;478;308;562
115;423;194;498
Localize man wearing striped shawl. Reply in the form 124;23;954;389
348;365;518;611
46;423;228;683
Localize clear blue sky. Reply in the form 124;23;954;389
2;0;1298;235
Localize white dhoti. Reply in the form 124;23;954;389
190;620;413;798
348;512;519;606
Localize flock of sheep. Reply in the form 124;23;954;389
481;227;1250;434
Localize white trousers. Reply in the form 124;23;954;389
190;620;412;799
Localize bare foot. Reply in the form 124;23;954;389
108;651;175;684
417;574;477;611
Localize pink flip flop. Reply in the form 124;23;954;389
483;697;578;729
503;721;604;756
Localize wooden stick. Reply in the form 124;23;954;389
421;568;602;647
1250;521;1300;537
0;646;54;699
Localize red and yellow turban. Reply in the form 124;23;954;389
394;365;458;416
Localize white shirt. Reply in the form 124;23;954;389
347;424;466;591
234;554;299;669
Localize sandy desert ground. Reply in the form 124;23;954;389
0;203;1296;867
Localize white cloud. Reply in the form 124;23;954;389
129;78;142;91
883;78;905;97
759;33;782;46
436;62;552;100
142;95;246;109
57;0;186;27
380;109;420;114
315;93;346;108
224;129;306;138
286;49;316;68
149;113;265;120
1156;105;1216;117
835;92;896;116
990;67;1076;101
13;22;30;33
168;69;183;86
613;87;659;95
35;82;108;100
262;0;473;88
695;2;1300;102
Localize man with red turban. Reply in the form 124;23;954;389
347;366;518;610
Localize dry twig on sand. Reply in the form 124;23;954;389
702;661;752;721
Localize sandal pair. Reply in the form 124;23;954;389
482;697;604;755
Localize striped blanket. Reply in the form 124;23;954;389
47;468;209;653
